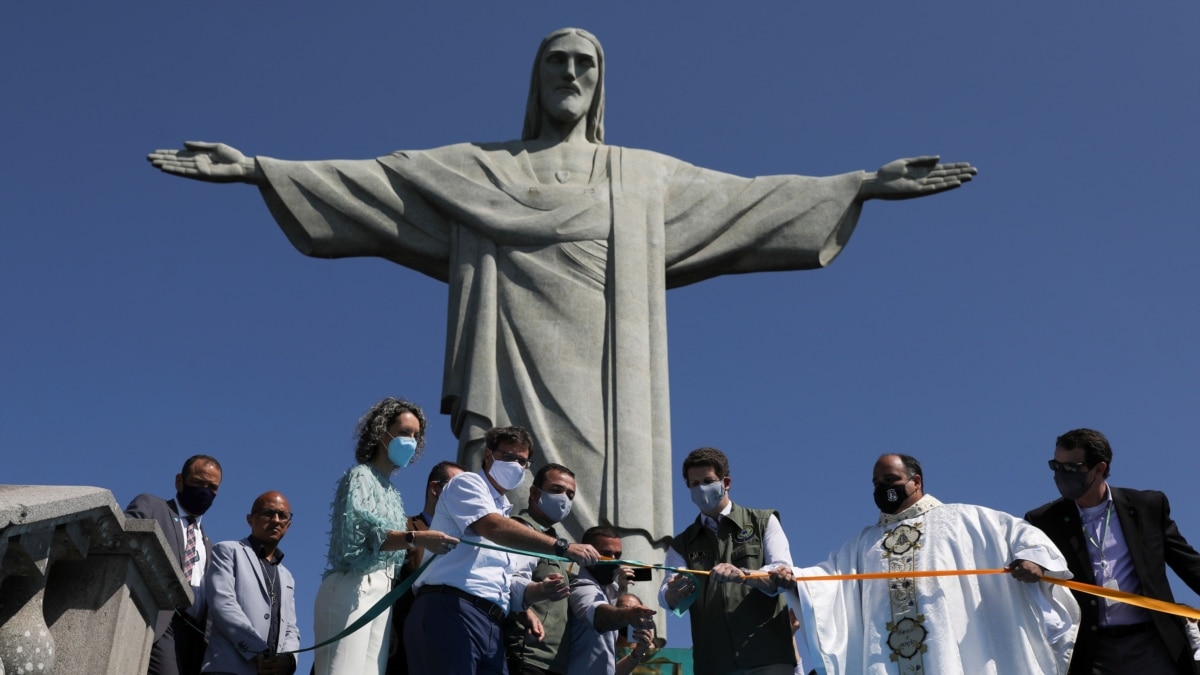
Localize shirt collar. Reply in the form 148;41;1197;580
246;536;285;563
478;470;513;513
701;501;734;531
1075;483;1114;520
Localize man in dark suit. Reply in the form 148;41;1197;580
203;491;299;675
126;454;223;675
1026;428;1200;675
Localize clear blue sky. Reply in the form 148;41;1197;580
4;2;1198;667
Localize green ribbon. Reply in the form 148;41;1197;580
185;541;696;656
274;538;569;655
277;554;438;655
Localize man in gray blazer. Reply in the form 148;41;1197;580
203;491;300;675
126;454;223;675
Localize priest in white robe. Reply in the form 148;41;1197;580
766;454;1079;675
147;28;977;559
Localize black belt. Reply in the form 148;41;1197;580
1096;621;1153;638
418;584;505;623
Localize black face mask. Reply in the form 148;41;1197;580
177;483;217;516
873;480;911;514
588;565;618;586
1054;468;1097;501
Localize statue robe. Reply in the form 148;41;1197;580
788;496;1080;675
257;141;864;543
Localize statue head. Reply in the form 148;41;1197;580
522;27;605;143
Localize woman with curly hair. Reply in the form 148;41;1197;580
312;397;459;675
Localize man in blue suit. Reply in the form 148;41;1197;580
202;491;300;675
126;454;223;675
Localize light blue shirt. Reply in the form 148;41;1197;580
567;567;619;675
414;470;530;613
1078;490;1151;626
323;463;407;577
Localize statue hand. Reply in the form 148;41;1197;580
147;141;262;184
862;155;976;201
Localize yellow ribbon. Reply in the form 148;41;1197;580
657;564;1200;621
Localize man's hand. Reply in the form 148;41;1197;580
255;653;296;675
617;565;635;594
523;608;546;642
630;626;655;657
565;542;601;565
1008;559;1045;583
859;156;977;201
621;604;657;630
663;573;695;608
536;573;570;602
768;564;797;591
415;530;460;555
147;141;264;184
709;562;747;583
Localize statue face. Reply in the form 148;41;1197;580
538;33;599;127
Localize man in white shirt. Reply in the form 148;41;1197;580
406;427;600;674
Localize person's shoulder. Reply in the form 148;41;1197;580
124;492;168;514
1024;498;1070;522
210;539;247;555
342;462;377;482
1110;486;1169;507
1110;486;1165;499
446;470;489;495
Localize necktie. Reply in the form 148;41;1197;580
182;516;199;582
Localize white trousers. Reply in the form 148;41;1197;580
312;568;392;675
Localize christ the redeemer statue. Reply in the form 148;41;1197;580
148;27;976;556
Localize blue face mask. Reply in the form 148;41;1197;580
690;481;725;514
387;435;418;468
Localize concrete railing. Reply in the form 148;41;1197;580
0;485;192;675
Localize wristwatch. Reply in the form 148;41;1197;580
554;536;570;557
405;531;416;548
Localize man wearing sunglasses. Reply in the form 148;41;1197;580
201;491;299;675
1026;428;1200;675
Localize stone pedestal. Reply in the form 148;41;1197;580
0;485;192;675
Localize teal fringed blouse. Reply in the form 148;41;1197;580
323;462;407;577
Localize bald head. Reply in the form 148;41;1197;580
247;491;292;546
253;491;289;512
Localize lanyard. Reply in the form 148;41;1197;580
1081;501;1113;570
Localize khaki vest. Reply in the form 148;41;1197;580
502;511;571;674
670;503;795;674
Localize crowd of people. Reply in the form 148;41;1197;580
124;399;1200;675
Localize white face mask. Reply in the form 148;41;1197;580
488;459;527;492
536;490;573;523
690;481;725;513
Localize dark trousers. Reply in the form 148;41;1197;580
1090;628;1189;675
148;612;206;675
405;592;507;674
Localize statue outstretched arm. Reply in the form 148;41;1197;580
858;155;976;201
147;141;266;185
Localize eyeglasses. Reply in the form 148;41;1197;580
492;450;530;467
254;509;293;522
1047;460;1089;474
